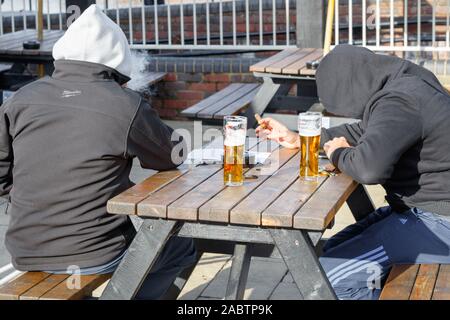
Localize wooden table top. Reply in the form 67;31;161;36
249;48;323;77
107;138;357;231
0;29;65;56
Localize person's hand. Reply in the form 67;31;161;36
323;137;351;160
255;117;300;149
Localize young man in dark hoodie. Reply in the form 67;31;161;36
257;44;450;300
0;5;196;299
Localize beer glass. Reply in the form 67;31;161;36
223;116;247;186
298;112;322;180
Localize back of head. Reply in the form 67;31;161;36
316;45;406;119
52;4;132;80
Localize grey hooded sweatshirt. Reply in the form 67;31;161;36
317;45;450;216
0;60;185;271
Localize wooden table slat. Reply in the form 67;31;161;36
106;167;190;215
230;152;301;226
198;147;297;223
180;83;244;117
379;264;419;300
265;48;314;74
213;85;261;119
409;264;440;300
20;274;69;300
0;272;49;300
261;176;326;228
249;48;298;73
167;138;263;221
39;274;110;300
284;49;324;75
432;264;450;300
137;164;223;218
293;173;357;230
197;83;260;119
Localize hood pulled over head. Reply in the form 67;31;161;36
316;45;408;119
53;4;132;81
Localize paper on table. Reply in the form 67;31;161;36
185;148;271;165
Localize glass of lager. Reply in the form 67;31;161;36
298;112;322;180
223;116;247;186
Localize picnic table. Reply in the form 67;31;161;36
100;136;375;300
246;48;324;129
0;29;64;63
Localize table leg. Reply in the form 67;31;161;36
225;243;252;300
346;184;376;221
269;228;337;300
100;219;179;300
245;77;280;128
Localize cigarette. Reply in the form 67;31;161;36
254;114;266;128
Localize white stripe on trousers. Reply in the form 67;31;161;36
326;245;385;278
328;250;388;283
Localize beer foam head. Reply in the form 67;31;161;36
224;130;246;146
298;112;322;137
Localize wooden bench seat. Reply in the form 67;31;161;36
0;271;111;300
181;83;261;120
380;264;450;300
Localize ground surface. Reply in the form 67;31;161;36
0;120;387;299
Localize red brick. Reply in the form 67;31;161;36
164;73;177;82
164;99;201;109
156;108;178;118
217;83;231;91
204;73;231;83
188;82;217;93
177;90;205;100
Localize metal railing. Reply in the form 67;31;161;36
334;0;450;53
0;0;449;55
0;0;66;35
0;0;294;50
95;0;295;50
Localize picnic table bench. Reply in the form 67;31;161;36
0;272;110;300
380;264;450;300
181;83;261;121
99;136;375;300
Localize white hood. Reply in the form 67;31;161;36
53;5;132;78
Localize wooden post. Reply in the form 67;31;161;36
37;0;43;41
37;0;45;77
323;0;336;55
296;0;326;48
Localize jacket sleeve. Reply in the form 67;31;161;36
331;95;422;185
320;121;364;147
0;107;13;199
126;100;187;170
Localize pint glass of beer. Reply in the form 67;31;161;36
298;112;322;180
223;116;247;186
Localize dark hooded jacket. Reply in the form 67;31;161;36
0;60;185;271
317;44;450;216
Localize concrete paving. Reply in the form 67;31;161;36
0;119;389;300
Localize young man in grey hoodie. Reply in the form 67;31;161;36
0;5;196;299
257;45;450;300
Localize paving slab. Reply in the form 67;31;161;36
178;253;231;300
269;282;302;300
200;257;287;300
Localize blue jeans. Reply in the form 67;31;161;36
319;206;450;300
47;236;197;300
